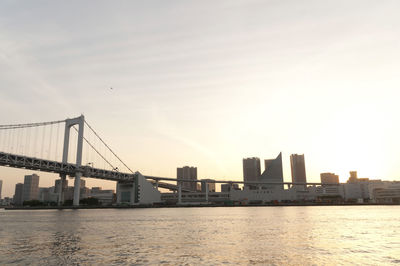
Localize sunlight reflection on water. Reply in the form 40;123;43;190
0;206;399;265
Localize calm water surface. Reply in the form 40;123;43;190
0;206;399;265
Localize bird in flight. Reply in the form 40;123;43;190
110;87;113;90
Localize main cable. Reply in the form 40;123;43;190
71;126;115;170
84;120;134;173
0;119;66;130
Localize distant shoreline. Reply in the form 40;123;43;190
2;202;399;210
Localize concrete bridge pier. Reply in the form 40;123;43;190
73;172;82;206
205;182;209;202
178;182;182;204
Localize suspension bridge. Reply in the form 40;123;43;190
0;115;187;206
0;115;343;207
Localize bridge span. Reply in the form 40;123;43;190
0;151;187;192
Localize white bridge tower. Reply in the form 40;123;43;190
59;115;84;206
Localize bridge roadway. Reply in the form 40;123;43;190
0;151;189;192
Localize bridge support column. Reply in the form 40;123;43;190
73;172;82;206
155;180;159;190
178;182;182;204
58;175;66;206
205;182;209;202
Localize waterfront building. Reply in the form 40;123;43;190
39;187;58;203
200;179;216;192
54;179;68;196
243;157;261;189
320;173;339;184
116;172;161;205
343;180;372;202
290;154;307;184
0;197;12;206
177;166;197;191
22;174;40;202
259;153;284;189
64;187;75;201
90;187;115;205
80;186;90;199
221;183;240;192
371;181;400;203
0;179;2;199
13;183;24;205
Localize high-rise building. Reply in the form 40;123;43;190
22;174;40;201
80;179;86;188
0;179;2;199
290;154;307;184
177;166;197;191
320;173;339;184
13;183;24;205
90;187;115;205
259;152;284;189
55;179;68;194
243;157;261;184
348;171;358;183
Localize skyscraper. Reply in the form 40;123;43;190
243;157;261;183
177;166;197;191
290;154;307;184
13;183;24;205
0;179;2;199
22;174;40;201
259;152;284;189
55;179;68;194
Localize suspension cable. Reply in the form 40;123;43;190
0;119;66;130
84;120;134;173
71;126;115;170
55;122;60;161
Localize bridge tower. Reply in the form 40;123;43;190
59;115;84;206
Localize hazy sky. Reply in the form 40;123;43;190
1;0;400;197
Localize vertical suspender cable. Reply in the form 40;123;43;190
10;128;15;153
33;126;38;157
48;123;53;160
40;125;45;159
0;128;3;151
85;124;89;164
16;127;21;154
6;129;11;152
4;129;9;151
25;126;30;156
55;122;60;162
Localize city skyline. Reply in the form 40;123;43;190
0;149;398;198
1;1;400;196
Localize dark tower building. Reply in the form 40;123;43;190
260;152;284;189
243;157;261;188
13;183;24;206
290;154;307;184
177;166;197;191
